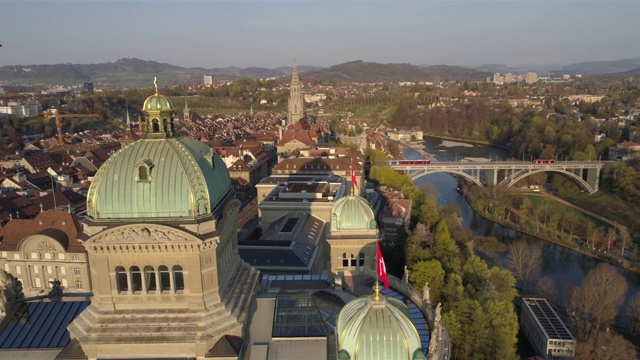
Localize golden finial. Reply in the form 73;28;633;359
154;77;158;95
373;279;382;301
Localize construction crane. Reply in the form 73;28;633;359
45;112;100;144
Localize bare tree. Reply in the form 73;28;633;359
507;239;541;292
568;263;628;340
574;329;637;360
535;276;557;301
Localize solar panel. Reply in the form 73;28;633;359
524;298;574;341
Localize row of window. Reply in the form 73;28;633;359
0;252;81;261
4;264;81;277
115;265;184;294
342;253;365;268
14;277;83;291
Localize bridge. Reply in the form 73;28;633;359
382;160;610;194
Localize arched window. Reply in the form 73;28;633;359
152;119;160;133
34;277;42;288
350;253;357;268
61;278;68;287
173;265;184;293
159;265;170;292
342;253;348;267
144;265;156;292
139;166;148;181
130;266;142;293
358;253;365;267
115;266;128;293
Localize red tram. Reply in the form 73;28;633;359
533;159;556;164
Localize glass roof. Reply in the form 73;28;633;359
0;301;90;349
272;291;344;338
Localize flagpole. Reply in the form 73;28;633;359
374;239;381;301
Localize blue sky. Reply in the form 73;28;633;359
1;1;639;68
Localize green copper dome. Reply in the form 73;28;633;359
86;83;231;222
86;137;231;221
336;293;424;360
331;195;376;231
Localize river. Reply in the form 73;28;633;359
404;136;640;329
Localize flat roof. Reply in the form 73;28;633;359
522;298;574;341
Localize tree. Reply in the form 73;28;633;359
568;263;628;339
506;239;541;291
405;223;430;267
409;260;445;304
0;269;23;315
535;276;558;301
574;329;637;360
432;221;461;274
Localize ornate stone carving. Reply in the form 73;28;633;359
423;282;430;304
90;225;196;244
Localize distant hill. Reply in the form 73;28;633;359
598;66;640;79
557;58;640;75
300;60;489;83
0;58;488;87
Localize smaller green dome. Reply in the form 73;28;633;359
336;292;423;360
143;93;174;111
331;195;376;231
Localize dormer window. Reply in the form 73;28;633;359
139;166;149;180
137;159;154;182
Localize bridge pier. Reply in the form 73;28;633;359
486;169;498;186
585;168;600;193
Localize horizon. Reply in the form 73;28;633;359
1;1;640;69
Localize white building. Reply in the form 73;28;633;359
521;298;575;360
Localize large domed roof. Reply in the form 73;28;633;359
331;195;376;231
86;82;232;222
336;290;424;360
86;137;231;222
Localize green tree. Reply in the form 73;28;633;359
432;221;461;273
409;260;445;304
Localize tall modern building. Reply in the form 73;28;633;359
68;81;260;359
287;58;304;126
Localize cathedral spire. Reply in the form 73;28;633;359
287;57;304;126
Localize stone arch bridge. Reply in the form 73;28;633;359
384;160;610;194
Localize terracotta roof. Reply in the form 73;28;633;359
0;210;84;252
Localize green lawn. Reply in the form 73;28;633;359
525;195;613;231
563;191;636;228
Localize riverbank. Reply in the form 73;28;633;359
461;186;640;274
424;134;512;154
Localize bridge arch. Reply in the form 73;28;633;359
502;169;595;194
410;169;484;188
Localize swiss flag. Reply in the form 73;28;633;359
351;161;359;191
376;242;389;290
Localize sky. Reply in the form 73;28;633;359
1;1;639;69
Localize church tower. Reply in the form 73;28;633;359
68;80;259;360
183;98;190;121
287;57;304;126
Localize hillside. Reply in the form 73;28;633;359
301;60;489;83
0;58;488;87
557;58;640;75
